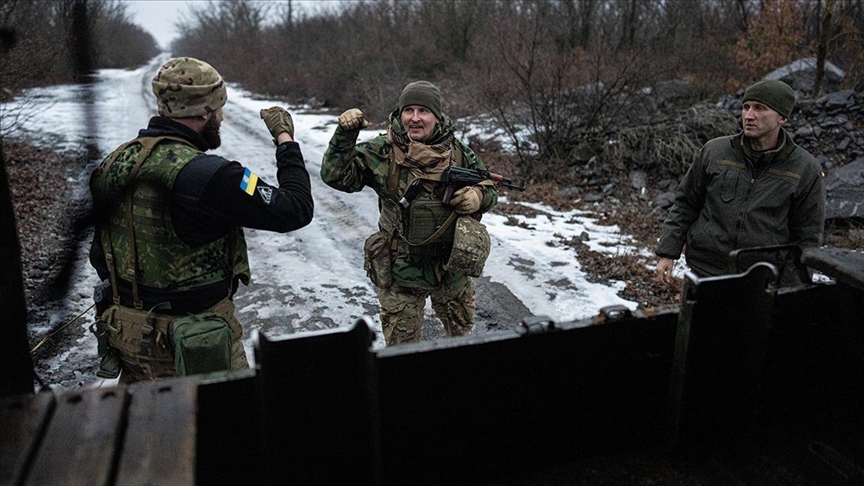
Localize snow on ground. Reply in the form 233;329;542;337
2;55;638;388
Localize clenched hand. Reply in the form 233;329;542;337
656;257;676;283
338;108;369;131
260;106;294;144
451;186;482;214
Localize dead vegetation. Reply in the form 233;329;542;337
3;140;89;311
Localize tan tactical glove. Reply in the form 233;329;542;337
259;106;294;144
338;108;369;131
451;186;483;214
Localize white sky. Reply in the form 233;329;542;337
121;0;194;49
121;0;336;50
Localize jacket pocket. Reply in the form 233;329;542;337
364;231;393;289
721;169;738;203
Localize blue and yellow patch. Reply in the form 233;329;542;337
240;167;259;196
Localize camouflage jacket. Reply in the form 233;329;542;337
321;110;498;288
656;129;826;280
90;116;313;312
91;135;251;310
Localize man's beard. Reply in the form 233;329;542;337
202;115;221;149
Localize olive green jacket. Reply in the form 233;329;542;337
321;111;497;288
656;129;826;278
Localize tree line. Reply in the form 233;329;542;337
171;0;862;178
3;0;861;180
0;0;159;95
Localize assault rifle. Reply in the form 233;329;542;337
398;166;526;209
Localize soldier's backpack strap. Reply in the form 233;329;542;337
99;136;195;308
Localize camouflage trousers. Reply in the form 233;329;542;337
103;298;248;383
376;276;475;346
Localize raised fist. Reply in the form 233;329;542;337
260;106;294;143
338;108;369;131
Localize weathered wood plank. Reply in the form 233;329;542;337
115;379;197;485
24;388;127;486
0;392;56;486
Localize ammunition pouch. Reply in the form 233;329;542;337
103;298;238;379
364;230;394;289
404;197;456;257
169;312;232;377
104;304;172;355
444;215;491;278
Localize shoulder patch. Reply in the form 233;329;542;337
240;167;258;195
257;186;273;205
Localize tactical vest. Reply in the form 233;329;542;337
378;140;468;257
91;136;251;306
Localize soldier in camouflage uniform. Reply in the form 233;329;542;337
89;57;313;382
321;81;498;345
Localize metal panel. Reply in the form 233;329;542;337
668;264;777;450
376;310;679;485
196;371;260;485
254;320;381;485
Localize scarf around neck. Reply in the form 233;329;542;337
387;109;456;190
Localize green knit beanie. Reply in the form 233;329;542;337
399;81;443;119
742;80;795;118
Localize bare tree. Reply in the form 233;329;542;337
814;0;837;97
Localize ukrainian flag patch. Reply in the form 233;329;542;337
240;167;258;196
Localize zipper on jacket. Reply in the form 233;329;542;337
732;164;757;249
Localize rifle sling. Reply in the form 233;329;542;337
401;177;491;247
388;143;493;247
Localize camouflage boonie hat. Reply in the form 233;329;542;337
444;215;491;278
152;57;227;118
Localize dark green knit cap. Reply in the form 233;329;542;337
399;81;443;119
742;80;795;118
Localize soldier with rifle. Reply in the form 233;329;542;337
322;81;522;345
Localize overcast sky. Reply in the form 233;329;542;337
122;0;337;50
121;0;192;49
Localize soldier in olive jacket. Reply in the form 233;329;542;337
656;80;826;286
